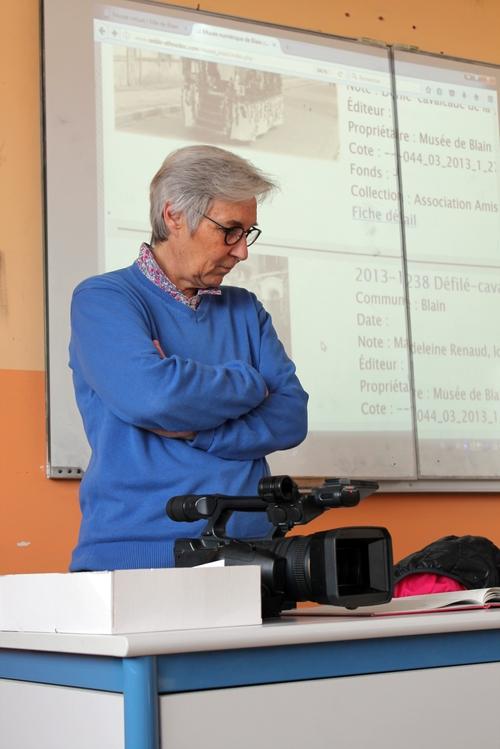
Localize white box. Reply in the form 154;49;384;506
0;566;261;634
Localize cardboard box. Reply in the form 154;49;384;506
0;566;261;634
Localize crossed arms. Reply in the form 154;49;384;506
70;283;308;460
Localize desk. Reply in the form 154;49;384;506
2;609;500;748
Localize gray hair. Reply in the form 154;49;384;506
149;145;277;245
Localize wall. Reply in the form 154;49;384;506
1;0;500;574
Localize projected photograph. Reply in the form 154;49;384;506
112;47;340;159
226;254;291;354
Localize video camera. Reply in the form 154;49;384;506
166;475;393;618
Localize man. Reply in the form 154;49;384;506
69;145;308;571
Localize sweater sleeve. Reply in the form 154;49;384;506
188;300;309;459
69;283;267;432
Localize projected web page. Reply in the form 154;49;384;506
392;53;500;474
42;0;500;479
93;6;417;478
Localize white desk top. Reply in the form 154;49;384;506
1;608;500;658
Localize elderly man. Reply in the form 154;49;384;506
69;145;308;572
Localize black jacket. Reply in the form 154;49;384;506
394;535;500;589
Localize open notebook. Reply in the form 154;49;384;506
284;588;500;618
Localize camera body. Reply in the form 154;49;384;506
166;475;393;618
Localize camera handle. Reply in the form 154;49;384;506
166;476;380;544
166;494;279;541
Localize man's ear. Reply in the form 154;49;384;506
162;202;184;235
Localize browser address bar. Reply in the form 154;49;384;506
94;20;387;87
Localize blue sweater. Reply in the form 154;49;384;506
69;263;308;571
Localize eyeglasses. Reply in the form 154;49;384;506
201;213;262;247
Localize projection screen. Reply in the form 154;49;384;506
42;0;500;487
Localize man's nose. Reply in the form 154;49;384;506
230;236;249;261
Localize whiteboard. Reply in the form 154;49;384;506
42;0;500;486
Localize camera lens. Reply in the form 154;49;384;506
335;540;368;591
267;530;390;605
270;536;313;601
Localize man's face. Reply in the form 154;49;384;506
163;197;257;294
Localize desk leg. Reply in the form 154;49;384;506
123;656;159;749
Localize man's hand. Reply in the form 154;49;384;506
150;428;196;440
153;338;167;358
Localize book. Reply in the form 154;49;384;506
284;588;500;618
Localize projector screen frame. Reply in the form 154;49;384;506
41;0;500;490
